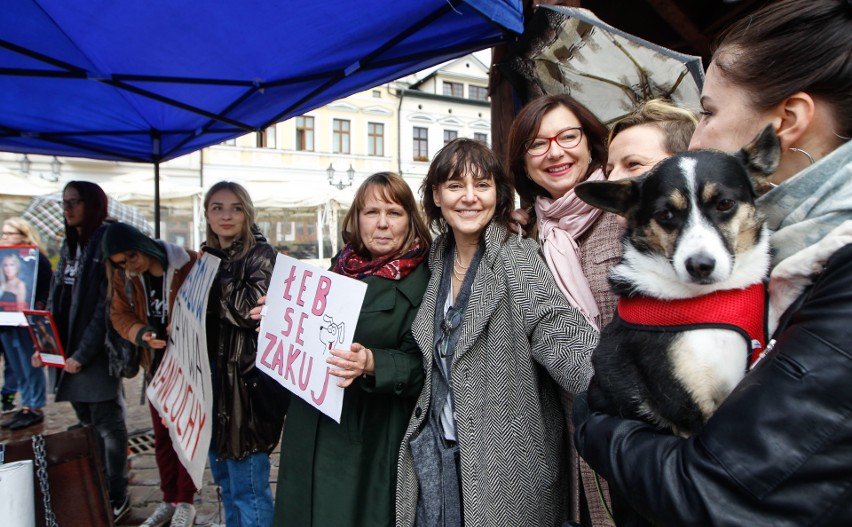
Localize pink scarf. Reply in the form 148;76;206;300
534;168;606;330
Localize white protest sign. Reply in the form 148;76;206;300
147;252;219;489
257;254;367;423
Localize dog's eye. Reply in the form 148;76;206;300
716;199;735;212
654;210;674;223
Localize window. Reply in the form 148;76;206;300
295;116;314;151
413;127;429;162
443;129;458;145
368;122;384;156
474;133;489;146
223;138;236;146
442;81;463;98
333;119;350;154
257;126;276;148
372;90;382;98
469;85;488;101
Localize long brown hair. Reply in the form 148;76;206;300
342;172;432;258
63;180;108;253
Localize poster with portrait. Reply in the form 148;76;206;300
0;245;39;326
256;254;367;423
23;310;66;368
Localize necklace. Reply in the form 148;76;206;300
452;251;471;281
452;263;465;281
454;252;470;270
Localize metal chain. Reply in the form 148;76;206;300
32;434;59;527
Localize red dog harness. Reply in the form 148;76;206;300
617;282;768;366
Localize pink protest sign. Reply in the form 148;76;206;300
256;254;366;423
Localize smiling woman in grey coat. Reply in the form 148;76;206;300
395;138;598;527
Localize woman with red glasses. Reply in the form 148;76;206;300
506;95;621;525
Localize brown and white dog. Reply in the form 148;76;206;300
575;125;850;436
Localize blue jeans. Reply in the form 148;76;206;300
0;327;46;409
1;341;18;397
71;396;129;507
208;449;273;527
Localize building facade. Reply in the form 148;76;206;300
0;52;492;262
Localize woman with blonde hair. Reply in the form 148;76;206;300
0;217;52;430
606;99;698;182
203;181;283;526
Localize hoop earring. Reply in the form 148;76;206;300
789;147;815;165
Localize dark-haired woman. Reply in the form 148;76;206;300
506;94;621;525
266;172;431;526
396;139;597;526
574;1;852;524
39;181;130;520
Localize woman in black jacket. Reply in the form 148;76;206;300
203;181;283;527
574;1;852;525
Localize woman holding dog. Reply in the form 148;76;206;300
395;138;597;526
266;172;431;526
574;0;852;524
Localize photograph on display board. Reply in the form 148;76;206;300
0;245;39;325
23;310;66;368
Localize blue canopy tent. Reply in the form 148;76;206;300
0;0;523;234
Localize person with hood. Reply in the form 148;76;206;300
102;222;198;527
203;181;284;526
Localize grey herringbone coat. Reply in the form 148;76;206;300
396;223;598;527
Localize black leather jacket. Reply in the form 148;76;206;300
205;228;284;460
574;242;852;527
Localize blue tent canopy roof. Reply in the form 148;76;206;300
0;0;523;163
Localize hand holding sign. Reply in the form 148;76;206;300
256;254;366;422
327;343;375;388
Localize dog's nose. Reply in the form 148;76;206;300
685;255;716;280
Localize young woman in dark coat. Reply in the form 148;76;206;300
203;181;283;527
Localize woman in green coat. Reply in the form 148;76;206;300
271;172;431;526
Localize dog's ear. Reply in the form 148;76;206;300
736;124;781;195
575;179;639;216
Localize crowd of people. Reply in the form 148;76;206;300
0;0;849;525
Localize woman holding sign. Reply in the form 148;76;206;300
102;222;199;527
203;181;283;527
267;172;431;526
395;139;597;526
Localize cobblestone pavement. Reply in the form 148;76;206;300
0;373;282;526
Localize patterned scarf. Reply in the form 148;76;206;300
333;238;426;280
757;140;852;266
534;168;606;330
